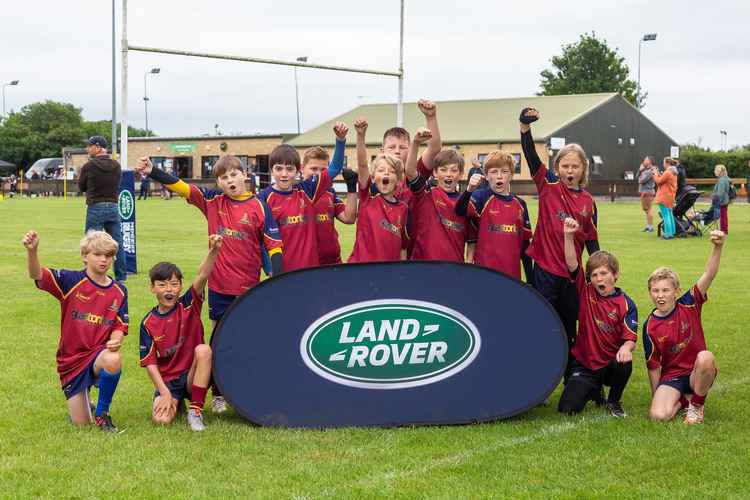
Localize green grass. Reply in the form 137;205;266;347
1;196;749;499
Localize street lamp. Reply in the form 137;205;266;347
637;33;657;109
143;67;160;136
294;56;308;134
2;80;20;119
720;130;728;151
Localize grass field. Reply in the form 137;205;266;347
1;196;749;498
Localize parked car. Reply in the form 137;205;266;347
25;158;63;180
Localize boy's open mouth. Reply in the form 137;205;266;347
597;284;606;292
567;176;575;183
164;294;175;301
382;178;390;186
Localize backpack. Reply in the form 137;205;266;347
728;183;737;201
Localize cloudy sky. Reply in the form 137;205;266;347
3;0;748;150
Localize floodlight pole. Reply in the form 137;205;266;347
397;0;405;127
637;33;657;109
111;0;117;159
121;0;129;171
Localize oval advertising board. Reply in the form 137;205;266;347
213;261;566;428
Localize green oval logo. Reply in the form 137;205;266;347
118;189;134;219
300;299;481;389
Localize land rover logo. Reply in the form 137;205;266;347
118;189;134;219
300;299;481;389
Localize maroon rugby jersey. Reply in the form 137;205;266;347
186;186;282;295
644;285;708;381
526;164;598;278
409;177;470;262
35;268;128;385
349;179;409;263
139;286;204;382
465;189;532;279
314;188;347;265
570;270;638;370
260;171;332;271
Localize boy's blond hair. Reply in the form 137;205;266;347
714;164;727;177
302;146;329;166
648;266;680;290
484;150;514;174
585;250;619;280
553;143;590;186
80;230;118;257
370;153;404;182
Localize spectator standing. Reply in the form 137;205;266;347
712;164;731;233
78;136;127;281
466;157;488;190
674;159;687;195
638;156;656;232
653;158;677;239
138;171;150;200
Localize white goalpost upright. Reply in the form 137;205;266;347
119;0;406;173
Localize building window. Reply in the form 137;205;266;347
512;153;521;174
237;155;257;174
202;156;219;178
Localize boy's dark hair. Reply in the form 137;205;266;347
433;149;465;174
214;155;244;178
382;127;410;144
270;144;301;170
585;251;619;280
149;262;183;284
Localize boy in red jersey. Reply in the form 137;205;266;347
405;129;475;262
454;150;533;280
558;218;638;417
644;230;725;425
23;230;128;432
519;108;599;367
355;100;442;204
136;155;282;413
259;123;348;271
300;145;358;265
348;127;409;262
140;235;222;432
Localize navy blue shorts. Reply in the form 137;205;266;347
659;375;693;395
62;351;103;400
154;370;191;401
208;289;238;321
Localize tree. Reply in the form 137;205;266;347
539;32;640;106
82;120;152;146
0;101;85;168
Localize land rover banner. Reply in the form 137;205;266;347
212;261;567;428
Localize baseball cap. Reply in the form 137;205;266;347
87;136;108;148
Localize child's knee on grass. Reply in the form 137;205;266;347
67;393;94;426
152;398;176;425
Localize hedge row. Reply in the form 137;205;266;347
680;147;750;178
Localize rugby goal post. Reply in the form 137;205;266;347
119;0;406;173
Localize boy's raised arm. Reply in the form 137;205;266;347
192;235;223;294
519;107;542;177
563;218;580;273
354;118;370;190
406;128;432;182
418;100;442;170
328;122;348;179
136;157;191;198
22;230;42;280
696;230;725;296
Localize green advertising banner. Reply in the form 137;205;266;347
170;143;196;153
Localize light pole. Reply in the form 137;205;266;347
2;80;20;119
143;67;160;135
637;33;657;109
294;56;308;133
720;130;727;151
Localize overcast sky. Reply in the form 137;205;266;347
3;0;748;150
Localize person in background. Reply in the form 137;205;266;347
638;156;656;232
745;160;750;205
138;170;150;200
712;164;731;234
674;159;687;195
467;157;489;190
653;158;677;240
78;136;127;281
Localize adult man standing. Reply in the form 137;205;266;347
78;136;126;281
638;156;656;232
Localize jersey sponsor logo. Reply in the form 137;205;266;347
439;216;464;233
280;214;307;226
594;318;615;334
486;223;517;234
316;213;331;223
300;299;481;389
379;219;401;236
216;225;246;240
71;309;115;327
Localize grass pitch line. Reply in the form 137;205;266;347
317;376;748;497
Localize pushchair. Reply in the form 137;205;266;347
657;186;703;238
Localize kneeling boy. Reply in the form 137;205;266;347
140;235;222;431
23;230;128;432
558;218;638;417
644;230;725;424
